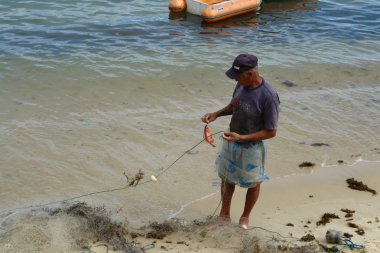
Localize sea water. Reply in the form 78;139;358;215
0;0;379;225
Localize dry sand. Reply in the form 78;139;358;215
1;159;379;253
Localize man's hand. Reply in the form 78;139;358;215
201;104;232;123
222;129;276;142
222;132;242;142
201;112;217;124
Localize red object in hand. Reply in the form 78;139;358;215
204;124;216;147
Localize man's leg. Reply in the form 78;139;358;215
219;180;235;221
239;184;261;226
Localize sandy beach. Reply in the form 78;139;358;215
1;0;380;252
1;158;379;253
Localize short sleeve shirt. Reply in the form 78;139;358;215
229;78;280;135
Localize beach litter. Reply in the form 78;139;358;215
325;229;343;244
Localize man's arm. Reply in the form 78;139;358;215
214;103;233;117
201;103;233;123
223;129;276;142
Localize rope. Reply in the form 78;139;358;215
211;198;222;217
342;238;365;250
145;130;223;181
324;238;365;253
0;131;224;216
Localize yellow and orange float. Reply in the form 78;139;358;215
169;0;262;23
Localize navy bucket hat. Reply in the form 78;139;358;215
225;54;258;79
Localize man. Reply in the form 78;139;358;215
201;53;280;228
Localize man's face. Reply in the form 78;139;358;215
235;70;251;87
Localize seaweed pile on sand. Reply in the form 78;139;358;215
131;216;327;253
346;178;377;195
316;213;340;226
48;202;141;252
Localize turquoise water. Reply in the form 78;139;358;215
0;0;379;225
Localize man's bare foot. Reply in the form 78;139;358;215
217;215;231;224
205;215;231;230
239;216;249;229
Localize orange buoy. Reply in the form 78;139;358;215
169;0;187;13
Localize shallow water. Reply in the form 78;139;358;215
0;0;379;225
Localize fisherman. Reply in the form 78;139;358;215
201;53;280;228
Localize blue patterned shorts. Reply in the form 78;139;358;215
215;138;269;188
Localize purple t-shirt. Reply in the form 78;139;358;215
229;78;280;135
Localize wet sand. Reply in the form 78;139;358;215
1;159;379;252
